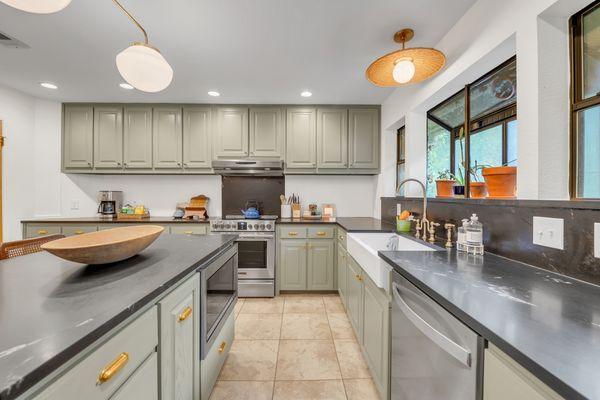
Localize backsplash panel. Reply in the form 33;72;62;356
381;197;600;286
222;176;284;216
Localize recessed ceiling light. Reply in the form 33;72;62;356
300;91;312;97
208;91;220;97
39;82;58;90
119;82;134;90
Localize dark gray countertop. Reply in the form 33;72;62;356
21;216;210;224
0;234;237;400
277;217;394;232
379;249;600;400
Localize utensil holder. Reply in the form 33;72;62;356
281;205;292;218
292;204;301;219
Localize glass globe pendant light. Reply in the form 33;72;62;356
0;0;71;13
366;28;445;87
113;0;173;93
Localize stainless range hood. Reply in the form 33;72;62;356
212;159;284;176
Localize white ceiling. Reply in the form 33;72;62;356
0;0;476;104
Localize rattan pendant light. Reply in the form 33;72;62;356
366;29;445;87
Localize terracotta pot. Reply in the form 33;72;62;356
435;180;456;197
470;182;487;198
482;166;517;198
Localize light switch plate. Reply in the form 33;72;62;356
396;204;402;216
595;223;600;258
532;216;564;250
70;200;79;210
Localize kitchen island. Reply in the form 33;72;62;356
0;233;237;400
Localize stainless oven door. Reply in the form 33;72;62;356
236;233;275;280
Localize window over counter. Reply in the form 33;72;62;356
426;57;517;198
396;126;406;195
571;1;600;199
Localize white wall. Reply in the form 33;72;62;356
376;0;592;205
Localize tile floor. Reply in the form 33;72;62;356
209;294;381;400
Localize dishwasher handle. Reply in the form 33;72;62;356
392;282;471;368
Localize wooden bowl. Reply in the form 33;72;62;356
41;225;164;265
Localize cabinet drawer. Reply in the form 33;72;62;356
109;352;158;400
169;225;208;235
25;224;61;238
201;311;235;399
36;307;158;400
62;225;98;236
279;226;307;239
337;228;347;249
308;226;334;239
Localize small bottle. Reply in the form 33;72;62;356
457;219;469;245
466;214;483;245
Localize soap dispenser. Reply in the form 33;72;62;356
457;219;469;245
466;214;483;245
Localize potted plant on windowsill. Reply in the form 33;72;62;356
435;170;456;198
469;162;487;198
482;163;517;198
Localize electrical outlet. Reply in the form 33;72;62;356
70;200;79;210
532;216;564;250
595;223;600;258
396;204;402;216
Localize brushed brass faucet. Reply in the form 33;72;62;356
396;178;438;243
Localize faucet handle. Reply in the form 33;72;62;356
414;218;422;239
444;223;455;248
428;221;440;243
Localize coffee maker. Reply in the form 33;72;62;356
97;191;123;220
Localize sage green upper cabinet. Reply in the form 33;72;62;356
63;105;93;169
249;107;284;158
307;240;334;290
349;108;379;169
124;107;153;169
183;107;212;170
93;107;123;169
213;107;249;158
153;107;183;169
317;108;348;168
286;108;317;169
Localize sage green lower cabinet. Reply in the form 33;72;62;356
484;344;563;400
307;240;334;290
279;239;308;290
159;274;200;400
62;224;98;236
362;274;390;400
201;310;235;399
346;257;364;342
109;352;158;400
337;245;347;306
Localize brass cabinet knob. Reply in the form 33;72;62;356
218;341;227;353
98;352;129;384
38;230;48;235
288;232;298;236
316;231;326;236
178;306;192;322
74;230;84;235
184;230;194;235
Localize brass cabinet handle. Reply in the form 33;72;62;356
74;230;85;235
355;274;363;281
184;230;194;235
339;235;344;240
218;341;227;353
178;306;192;322
316;231;326;236
37;230;48;235
288;232;298;236
98;352;129;384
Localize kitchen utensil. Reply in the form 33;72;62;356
280;195;286;205
281;204;292;218
41;225;164;265
241;200;261;219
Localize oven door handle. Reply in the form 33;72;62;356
238;234;275;239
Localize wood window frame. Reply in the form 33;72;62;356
569;0;600;199
426;56;517;198
396;126;406;194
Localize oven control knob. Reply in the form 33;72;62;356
266;224;272;230
259;224;265;230
253;224;259;229
247;225;253;230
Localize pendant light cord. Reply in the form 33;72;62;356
112;0;149;44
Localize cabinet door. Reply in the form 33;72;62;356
124;107;153;169
337;245;347;305
159;274;200;400
249;107;283;158
279;240;307;290
63;106;93;169
348;108;379;169
346;257;364;343
110;352;158;400
213;107;248;158
94;107;123;169
307;240;334;290
363;276;389;399
286;108;316;168
153;107;183;169
317;108;348;168
183;107;212;169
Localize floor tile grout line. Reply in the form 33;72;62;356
271;296;286;399
324;295;350;400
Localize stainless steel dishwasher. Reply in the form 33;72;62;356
391;270;483;400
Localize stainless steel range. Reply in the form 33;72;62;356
211;215;277;297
